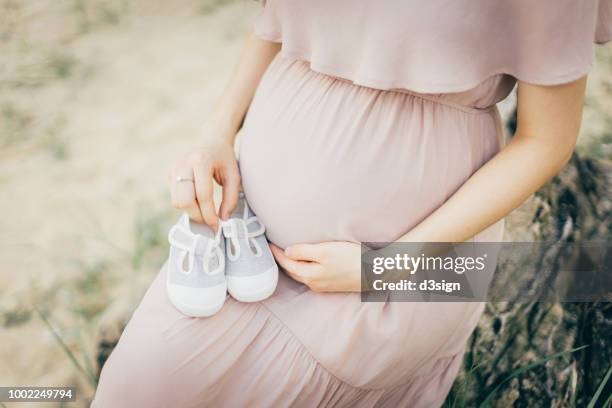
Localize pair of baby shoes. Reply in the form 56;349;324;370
166;193;278;317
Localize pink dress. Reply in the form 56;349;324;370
94;1;612;407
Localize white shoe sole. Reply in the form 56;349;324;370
166;276;227;317
227;266;279;302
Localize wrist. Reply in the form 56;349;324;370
202;116;239;144
208;108;244;137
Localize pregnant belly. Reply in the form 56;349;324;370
239;58;501;249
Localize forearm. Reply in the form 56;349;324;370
397;77;586;243
209;33;280;140
398;134;574;243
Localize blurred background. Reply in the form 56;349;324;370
0;1;610;407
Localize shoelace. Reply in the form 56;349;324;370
221;201;265;260
168;224;224;276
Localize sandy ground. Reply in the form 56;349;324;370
1;1;257;405
0;1;610;406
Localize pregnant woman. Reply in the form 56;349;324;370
94;1;611;406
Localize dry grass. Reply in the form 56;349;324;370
0;1;253;405
0;1;610;407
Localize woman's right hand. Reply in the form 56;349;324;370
170;123;241;229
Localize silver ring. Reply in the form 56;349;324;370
176;175;194;183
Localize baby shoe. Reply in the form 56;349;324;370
166;214;226;317
222;193;278;302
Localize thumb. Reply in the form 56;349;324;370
219;162;241;219
284;243;322;262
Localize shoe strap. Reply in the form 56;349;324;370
221;217;265;260
168;224;224;276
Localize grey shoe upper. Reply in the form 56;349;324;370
168;214;225;288
222;194;277;277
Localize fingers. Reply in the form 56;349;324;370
218;161;241;219
169;141;241;228
270;244;304;274
193;161;219;229
170;167;204;223
284;243;323;262
270;244;320;286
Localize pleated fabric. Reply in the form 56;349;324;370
240;56;506;250
93;266;482;408
93;2;612;406
94;55;506;407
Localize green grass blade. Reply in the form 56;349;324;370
34;306;98;387
479;345;588;408
77;327;98;386
446;360;488;408
587;364;612;408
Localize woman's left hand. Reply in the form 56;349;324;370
270;241;362;292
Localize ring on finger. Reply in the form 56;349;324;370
176;175;195;183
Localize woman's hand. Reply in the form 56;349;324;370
169;34;279;228
270;241;362;292
170;123;241;229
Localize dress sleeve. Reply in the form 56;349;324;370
596;0;612;43
498;0;612;86
249;0;611;92
253;0;282;43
